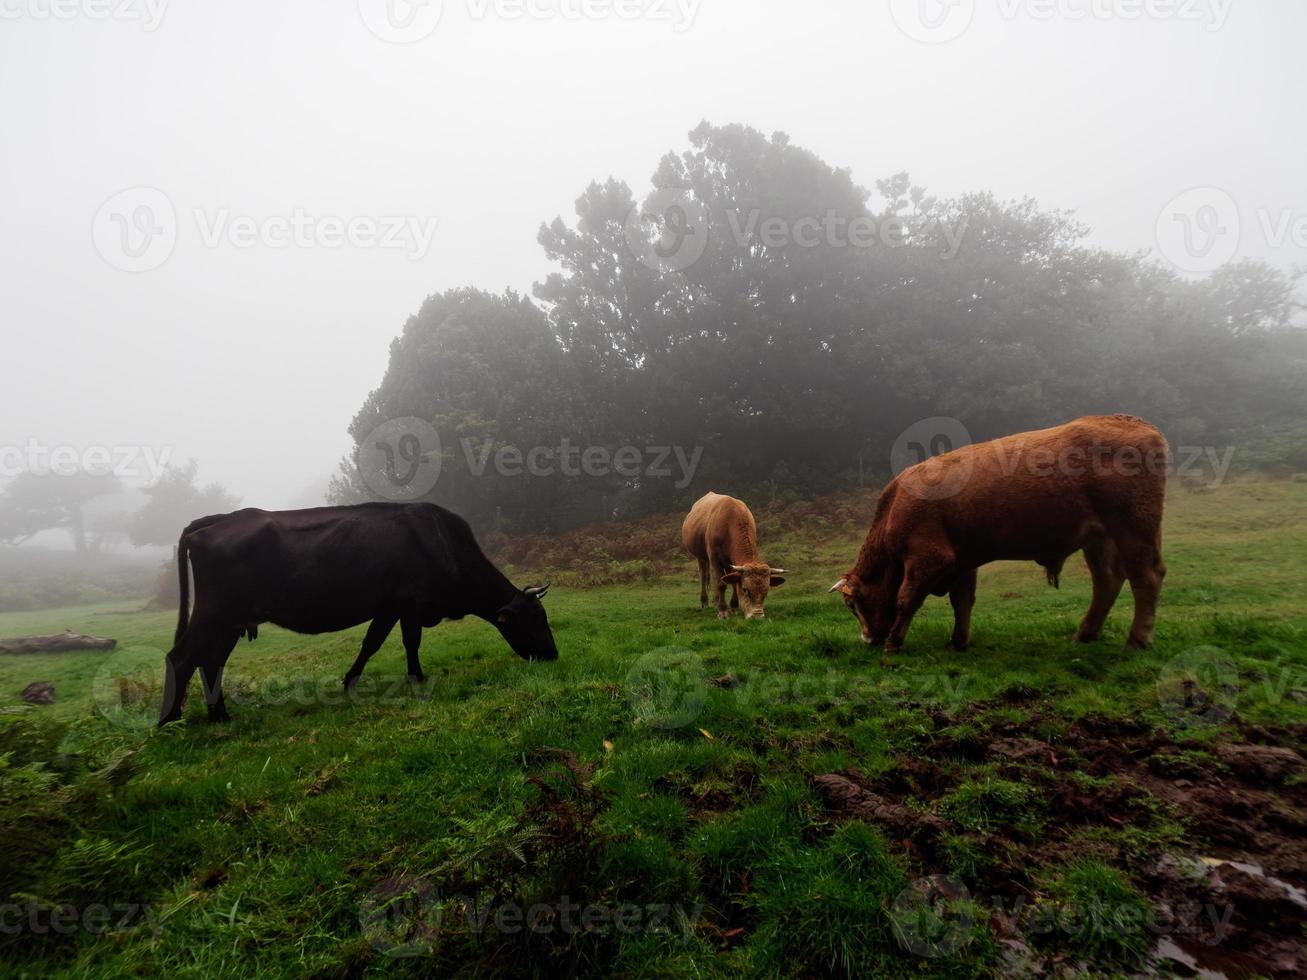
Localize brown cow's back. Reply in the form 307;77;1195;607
682;492;760;567
878;414;1167;571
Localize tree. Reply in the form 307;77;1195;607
0;472;122;552
344;121;1307;533
128;461;240;548
334;289;596;532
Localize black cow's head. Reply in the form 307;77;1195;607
495;584;559;661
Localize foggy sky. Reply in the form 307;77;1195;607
2;0;1305;513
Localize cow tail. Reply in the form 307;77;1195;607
175;534;191;646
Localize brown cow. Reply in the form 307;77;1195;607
682;492;787;619
830;415;1167;652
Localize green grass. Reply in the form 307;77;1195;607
0;481;1305;977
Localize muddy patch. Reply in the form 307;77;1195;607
812;701;1307;977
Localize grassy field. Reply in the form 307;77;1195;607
1;482;1305;978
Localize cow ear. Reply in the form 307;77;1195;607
769;576;786;587
497;607;512;624
722;572;742;585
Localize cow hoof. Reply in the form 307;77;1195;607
408;673;427;685
947;640;968;652
885;643;904;654
1124;637;1152;651
208;708;231;723
343;674;359;692
1076;630;1100;643
716;610;729;620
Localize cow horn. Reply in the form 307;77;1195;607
828;577;848;593
730;564;746;571
525;584;550;599
770;567;788;575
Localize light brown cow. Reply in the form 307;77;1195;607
682;492;787;619
830;415;1167;652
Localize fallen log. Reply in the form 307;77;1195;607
0;629;117;655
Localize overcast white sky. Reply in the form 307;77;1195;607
2;0;1305;514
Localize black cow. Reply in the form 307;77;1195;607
159;502;558;726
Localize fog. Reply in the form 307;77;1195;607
2;0;1305;518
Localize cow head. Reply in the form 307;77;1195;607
722;563;787;619
828;573;894;645
495;584;559;661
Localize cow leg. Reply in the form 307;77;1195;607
711;563;729;620
159;634;199;727
697;558;709;610
401;615;425;684
343;613;399;690
887;556;952;653
729;583;740;610
197;626;242;723
947;569;978;651
1118;532;1166;651
1077;537;1125;643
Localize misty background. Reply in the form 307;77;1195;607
1;1;1305;600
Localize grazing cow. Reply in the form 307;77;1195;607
830;415;1167;652
681;492;787;619
159;502;557;726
